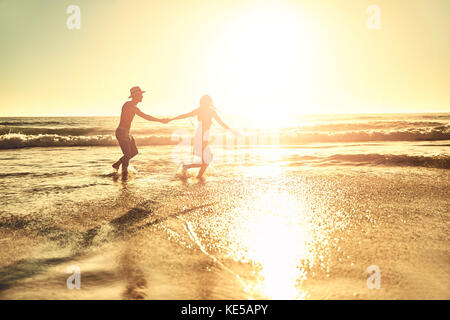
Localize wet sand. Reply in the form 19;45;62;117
0;157;448;299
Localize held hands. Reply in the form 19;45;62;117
160;118;171;124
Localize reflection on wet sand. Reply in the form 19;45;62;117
119;242;148;300
230;188;315;299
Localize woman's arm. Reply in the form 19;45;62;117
213;110;242;136
170;108;199;121
213;111;230;130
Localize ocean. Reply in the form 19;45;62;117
0;113;449;299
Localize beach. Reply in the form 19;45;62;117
0;114;449;299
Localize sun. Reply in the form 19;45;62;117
218;4;321;125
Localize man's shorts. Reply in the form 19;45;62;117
115;127;138;159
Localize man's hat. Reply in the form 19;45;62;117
129;86;146;98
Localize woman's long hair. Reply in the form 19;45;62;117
200;95;214;109
199;94;222;116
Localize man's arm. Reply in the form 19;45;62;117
135;107;165;123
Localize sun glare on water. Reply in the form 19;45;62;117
233;187;315;299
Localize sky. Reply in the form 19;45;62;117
0;0;449;117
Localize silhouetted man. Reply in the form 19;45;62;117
113;86;168;177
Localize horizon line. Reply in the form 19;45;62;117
1;111;450;118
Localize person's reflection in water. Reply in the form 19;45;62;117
119;247;148;300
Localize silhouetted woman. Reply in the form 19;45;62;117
170;95;237;178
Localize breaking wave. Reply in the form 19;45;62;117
280;126;450;143
1;125;450;150
0;126;176;136
0;133;178;149
1;114;449;149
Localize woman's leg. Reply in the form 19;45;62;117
184;134;212;177
197;144;212;177
183;164;202;169
182;163;202;175
197;163;208;178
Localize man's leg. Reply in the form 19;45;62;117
120;136;138;178
112;158;122;170
117;138;132;172
129;135;138;160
